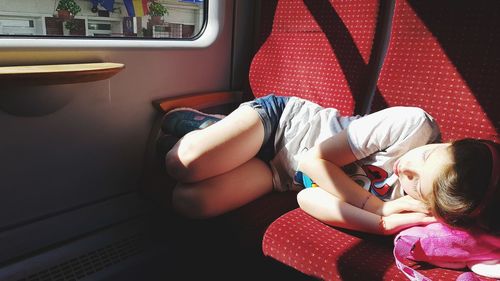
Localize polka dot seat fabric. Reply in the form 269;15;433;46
373;0;500;143
263;209;493;281
249;0;380;116
261;0;499;280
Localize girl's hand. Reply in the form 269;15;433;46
380;195;430;216
381;212;436;235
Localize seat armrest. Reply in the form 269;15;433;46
153;91;243;113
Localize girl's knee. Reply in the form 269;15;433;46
165;134;204;182
296;188;308;207
296;188;317;209
165;148;190;181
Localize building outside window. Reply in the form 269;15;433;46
0;0;205;39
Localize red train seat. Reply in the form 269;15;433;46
261;0;499;280
249;0;381;116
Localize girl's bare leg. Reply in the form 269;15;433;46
172;157;273;218
165;105;265;183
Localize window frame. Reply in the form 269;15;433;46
0;0;222;49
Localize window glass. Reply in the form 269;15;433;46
0;0;205;39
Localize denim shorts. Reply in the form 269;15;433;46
239;94;290;162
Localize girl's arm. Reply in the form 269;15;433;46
298;130;428;216
298;188;436;235
297;187;383;234
298;130;385;214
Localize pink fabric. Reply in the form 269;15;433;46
394;223;500;281
456;273;483;281
395;223;500;268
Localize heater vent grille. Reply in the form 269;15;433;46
16;234;143;281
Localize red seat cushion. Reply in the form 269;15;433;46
263;208;496;281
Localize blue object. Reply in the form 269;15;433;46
294;171;317;188
91;0;115;12
161;109;222;138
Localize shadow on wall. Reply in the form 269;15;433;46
0;81;113;117
0;85;76;117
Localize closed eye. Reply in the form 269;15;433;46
408;177;418;189
409;178;423;200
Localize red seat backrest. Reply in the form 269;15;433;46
249;0;381;116
373;0;500;142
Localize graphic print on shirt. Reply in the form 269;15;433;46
349;164;394;199
362;165;391;196
293;162;397;199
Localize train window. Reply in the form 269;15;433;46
0;0;213;47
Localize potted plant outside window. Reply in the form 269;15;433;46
64;20;77;32
56;0;81;21
148;1;168;25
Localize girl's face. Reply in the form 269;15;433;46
394;143;453;202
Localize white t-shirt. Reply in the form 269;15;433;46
269;97;441;201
